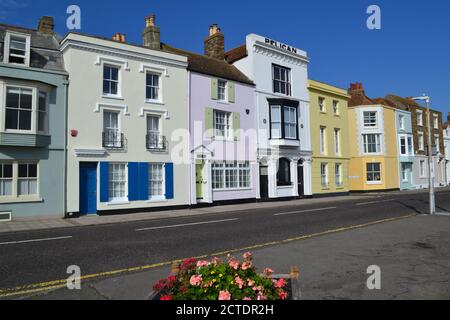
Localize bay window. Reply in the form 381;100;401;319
212;162;251;190
3;85;49;134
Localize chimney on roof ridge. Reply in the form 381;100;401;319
348;82;364;94
143;14;160;50
38;16;54;34
204;24;225;60
112;33;126;43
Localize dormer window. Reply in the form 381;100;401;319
3;32;30;66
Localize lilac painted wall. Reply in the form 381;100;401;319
189;71;258;201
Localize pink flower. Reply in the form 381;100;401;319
252;285;264;292
263;268;274;276
274;278;287;288
247;279;255;287
241;261;252;270
219;290;231;300
278;291;288;300
235;277;245;289
243;252;253;259
160;295;173;300
243;297;252;300
257;293;267;300
211;257;222;265
189;275;203;286
229;259;240;270
196;260;209;268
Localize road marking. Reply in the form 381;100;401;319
274;207;337;216
0;236;73;246
356;199;395;206
0;213;415;298
135;218;239;232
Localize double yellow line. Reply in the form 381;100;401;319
0;213;416;299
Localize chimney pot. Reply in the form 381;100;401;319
38;16;54;34
113;33;126;43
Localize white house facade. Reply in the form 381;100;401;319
444;114;450;185
227;34;312;199
61;21;190;216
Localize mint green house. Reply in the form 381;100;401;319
0;18;68;219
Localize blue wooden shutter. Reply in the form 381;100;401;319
139;163;149;201
165;163;174;199
128;162;139;201
99;162;109;203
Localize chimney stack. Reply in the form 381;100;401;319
204;24;225;60
143;14;160;50
113;33;126;43
38;16;54;34
348;82;364;94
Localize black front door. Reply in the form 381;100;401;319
259;166;269;199
297;161;304;197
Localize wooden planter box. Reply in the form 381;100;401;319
148;266;301;300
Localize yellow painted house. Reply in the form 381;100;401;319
347;83;400;192
308;80;350;195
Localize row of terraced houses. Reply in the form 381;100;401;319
0;15;449;220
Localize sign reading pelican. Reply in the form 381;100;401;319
265;38;299;55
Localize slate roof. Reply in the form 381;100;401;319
162;44;254;85
0;23;65;72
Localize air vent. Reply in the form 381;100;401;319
0;212;12;222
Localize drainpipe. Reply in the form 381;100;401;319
63;77;69;218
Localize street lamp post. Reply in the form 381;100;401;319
412;95;436;215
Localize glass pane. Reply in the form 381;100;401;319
19;110;32;130
18;164;28;178
103;80;110;94
28;164;37;178
271;106;281;121
111;67;118;81
6;89;19;108
110;82;118;95
38;92;47;111
18;179;28;195
5;109;18;130
38;112;47;132
10;38;26;51
28;180;37;195
20;89;32;109
103;66;110;79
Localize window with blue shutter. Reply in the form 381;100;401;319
99;162;109;203
165;163;174;199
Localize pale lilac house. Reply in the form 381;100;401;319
164;25;257;205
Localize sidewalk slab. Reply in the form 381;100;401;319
23;214;450;300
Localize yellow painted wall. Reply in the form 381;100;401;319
308;80;350;194
348;105;400;191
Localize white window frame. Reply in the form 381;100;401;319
102;63;122;99
148;163;165;201
321;163;328;188
363;111;378;127
332;100;339;115
2;83;50;135
0;161;40;202
434;135;440;153
217;79;228;102
145;72;162;103
363;134;382;154
3;32;31;66
319;97;325;113
103;110;122;148
213;110;231;138
401;163;409;182
418;132;425;151
272;64;291;96
335;163;342;187
334;128;340;155
270;105;282;139
417;110;423;126
37;90;49;134
420;160;426;178
108;163;128;202
146;114;162;149
0;162;13;197
366;162;382;184
433;114;438;129
212;162;251;191
399;135;407;156
284;106;297;140
320;126;326;155
399;115;405;130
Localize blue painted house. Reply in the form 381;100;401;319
0;17;68;219
395;108;415;190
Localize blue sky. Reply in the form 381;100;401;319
1;0;449;115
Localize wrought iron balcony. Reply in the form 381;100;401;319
146;133;167;151
102;131;124;149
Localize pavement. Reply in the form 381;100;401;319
18;213;450;300
1;187;449;234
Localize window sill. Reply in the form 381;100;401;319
217;100;231;105
213;187;253;192
145;99;165;106
102;95;124;101
277;184;293;189
0;197;43;204
366;182;383;185
107;200;130;206
146;197;167;203
211;136;236;142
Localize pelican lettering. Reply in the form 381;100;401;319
265;38;298;54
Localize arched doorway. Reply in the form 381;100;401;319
298;159;304;197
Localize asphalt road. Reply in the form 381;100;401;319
0;189;449;292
